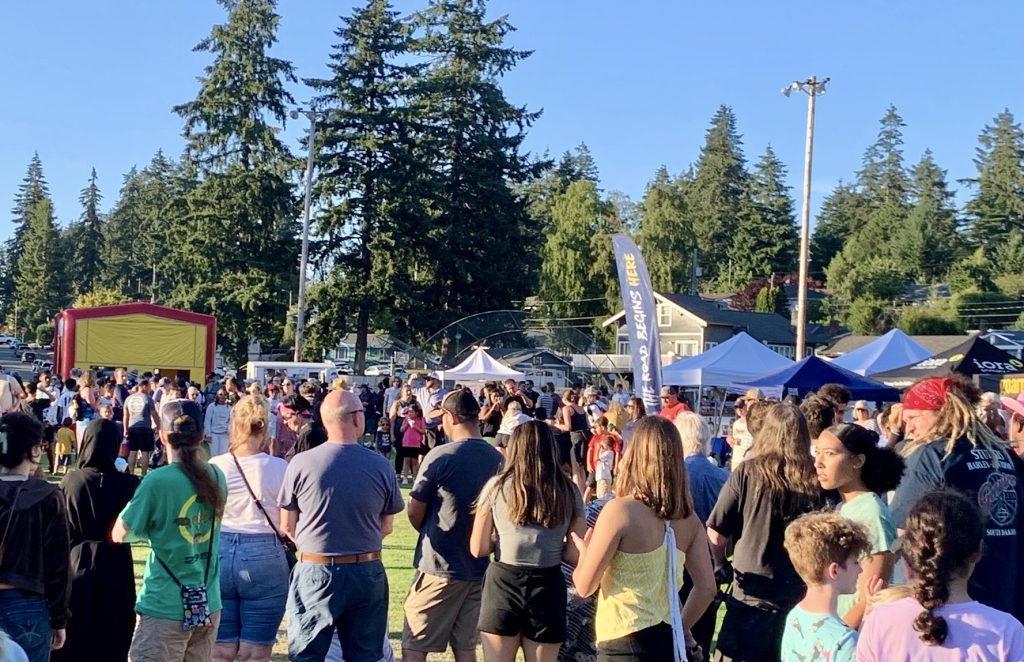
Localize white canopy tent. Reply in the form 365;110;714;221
439;348;525;382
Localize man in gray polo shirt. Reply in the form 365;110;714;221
403;388;503;662
279;389;403;662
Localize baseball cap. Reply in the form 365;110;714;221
428;388;481;420
853;400;869;411
1002;392;1024;419
427;371;442;381
160;399;204;434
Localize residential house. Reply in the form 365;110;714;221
484;348;574;385
818;334;969;359
602;293;830;363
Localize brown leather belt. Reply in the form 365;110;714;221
298;551;381;565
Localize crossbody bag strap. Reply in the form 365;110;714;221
230;452;285;540
0;482;25;566
155;515;216;587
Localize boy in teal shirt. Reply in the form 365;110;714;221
780;512;870;662
114;399;228;661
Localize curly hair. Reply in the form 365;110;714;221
904;488;984;646
827;423;905;494
902;382;1009;466
800;394;836;440
784;512;869;585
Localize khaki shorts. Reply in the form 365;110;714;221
596;478;612;498
128;612;221;662
402;571;482;653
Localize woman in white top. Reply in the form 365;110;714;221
204;389;233;456
208;396;289;662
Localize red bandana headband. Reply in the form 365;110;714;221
903;377;952;412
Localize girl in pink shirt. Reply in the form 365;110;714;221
857;488;1024;661
400;403;426;484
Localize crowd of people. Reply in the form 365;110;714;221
0;360;1023;661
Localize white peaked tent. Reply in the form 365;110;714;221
439;348;526;382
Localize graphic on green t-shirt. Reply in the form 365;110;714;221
119;463;227;620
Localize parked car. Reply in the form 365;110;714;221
21;351;36;363
12;343;28;353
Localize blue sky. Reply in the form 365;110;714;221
4;1;1024;240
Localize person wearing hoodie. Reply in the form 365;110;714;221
0;412;71;662
54;419;139;662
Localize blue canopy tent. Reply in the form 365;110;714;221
830;329;932;376
731;355;901;401
661;332;793;388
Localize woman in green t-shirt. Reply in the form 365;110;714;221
814;423;905;628
113;399;227;662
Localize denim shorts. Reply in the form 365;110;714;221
216;532;289;645
0;589;50;662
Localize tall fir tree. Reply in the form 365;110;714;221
410;0;541;341
687;105;747;286
857;106;911;207
729;145;798;286
70;168;104;296
637;166;693;292
169;0;300;365
304;0;427;369
897;150;960;282
101;167;144;295
537;180;607;349
809;182;866;280
964;109;1024;248
5;154;51;318
14;198;62;333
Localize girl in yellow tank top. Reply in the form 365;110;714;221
571;415;717;661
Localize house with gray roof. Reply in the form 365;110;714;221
602;292;831;361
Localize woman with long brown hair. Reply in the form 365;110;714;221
208;396;290;662
113;399;228;661
708;402;827;661
891;377;1024;622
572;416;716;661
620;396;646;452
470;420;584;661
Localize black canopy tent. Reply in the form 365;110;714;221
873;336;1024;391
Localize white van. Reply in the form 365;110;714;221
243;361;335;384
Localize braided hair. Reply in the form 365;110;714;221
903;488;984;646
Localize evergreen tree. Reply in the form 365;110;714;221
897;151;960;282
169;0;300;365
857;105;911;208
101;167;144;294
71;168;104;296
809;182;867;280
687;105;747;285
637;166;692;292
410;0;541;340
538;180;606;325
305;0;426;371
964;110;1024;248
5;154;50;318
554;143;600;191
730;145;798;285
14;198;61;332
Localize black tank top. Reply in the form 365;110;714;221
569;408;589;433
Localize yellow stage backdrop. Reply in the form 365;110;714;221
73;313;209;378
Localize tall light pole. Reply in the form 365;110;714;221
291;108;318;362
783;76;829;360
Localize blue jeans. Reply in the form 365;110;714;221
217;533;289;646
287;560;388;662
0;589;51;662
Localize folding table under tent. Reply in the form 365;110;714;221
731;355;901;401
661;332;793;389
437;347;526;382
830;328;933;376
872;336;1024;391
